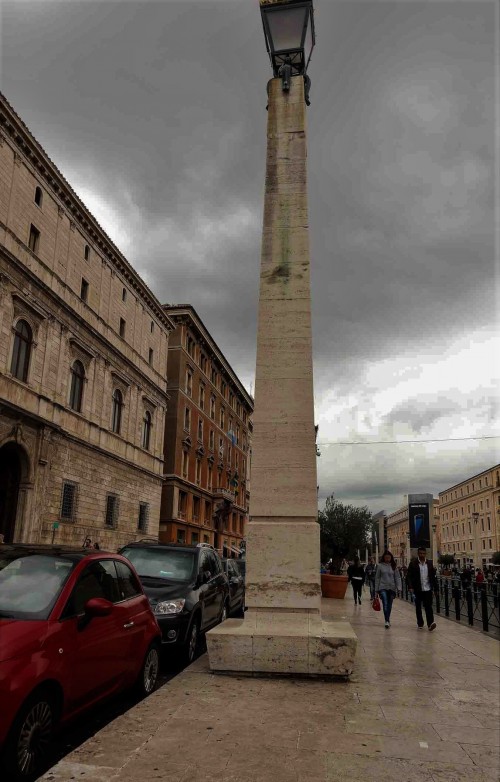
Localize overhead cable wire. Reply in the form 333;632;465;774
317;435;500;446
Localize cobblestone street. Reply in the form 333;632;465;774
42;597;500;782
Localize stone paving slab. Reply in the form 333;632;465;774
41;596;499;782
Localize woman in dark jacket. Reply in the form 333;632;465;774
347;557;365;605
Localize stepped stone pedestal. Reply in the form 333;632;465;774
207;76;356;678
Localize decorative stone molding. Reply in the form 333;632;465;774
141;394;158;413
58;206;64;218
111;369;131;391
182;435;192;451
68;337;96;370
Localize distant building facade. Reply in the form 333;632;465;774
160;305;253;556
0;93;175;548
439;465;500;568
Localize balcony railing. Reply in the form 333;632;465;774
398;576;499;638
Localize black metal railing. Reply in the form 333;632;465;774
399;577;500;637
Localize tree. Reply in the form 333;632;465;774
438;553;456;568
319;494;373;574
491;551;500;566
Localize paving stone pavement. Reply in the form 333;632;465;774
41;595;500;782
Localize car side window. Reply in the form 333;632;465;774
115;560;142;600
211;552;222;575
198;552;207;577
62;560;120;617
205;551;218;578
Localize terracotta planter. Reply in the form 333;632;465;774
321;574;349;599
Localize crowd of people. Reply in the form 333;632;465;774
322;549;500;632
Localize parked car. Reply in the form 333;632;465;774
119;542;229;664
221;558;245;616
0;544;161;781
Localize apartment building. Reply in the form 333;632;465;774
439;464;500;568
160;305;253;556
0;92;175;548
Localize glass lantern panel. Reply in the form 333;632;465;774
267;6;307;52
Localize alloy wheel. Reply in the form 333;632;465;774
187;622;198;663
143;646;159;694
16;699;53;777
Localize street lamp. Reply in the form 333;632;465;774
472;512;480;569
431;522;437;568
260;0;315;99
206;0;357;678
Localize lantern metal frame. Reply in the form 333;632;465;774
260;0;315;79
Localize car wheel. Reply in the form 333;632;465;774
136;642;160;697
185;618;199;664
4;689;57;780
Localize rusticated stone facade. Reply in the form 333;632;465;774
0;92;175;548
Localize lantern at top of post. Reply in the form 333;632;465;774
260;0;315;80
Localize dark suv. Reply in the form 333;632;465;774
119;542;229;663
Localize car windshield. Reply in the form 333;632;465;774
0;553;75;620
121;547;196;582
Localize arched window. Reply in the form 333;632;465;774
69;360;85;412
142;410;152;450
111;389;123;434
10;319;32;382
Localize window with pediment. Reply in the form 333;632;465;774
69;360;85;412
111;388;123;434
142;410;152;450
11;319;33;382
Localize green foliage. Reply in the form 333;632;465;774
491;551;500;566
318;494;373;574
438;553;456;567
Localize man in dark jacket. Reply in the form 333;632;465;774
347;557;365;605
407;547;438;631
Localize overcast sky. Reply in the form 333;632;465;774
1;0;498;515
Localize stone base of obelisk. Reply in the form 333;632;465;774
207;521;357;678
206;610;357;678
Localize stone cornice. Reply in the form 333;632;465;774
0;92;175;334
164;305;254;411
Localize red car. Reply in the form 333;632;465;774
0;545;161;781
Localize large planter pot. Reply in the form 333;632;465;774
321;574;349;599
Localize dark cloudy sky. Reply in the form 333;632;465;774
2;0;498;515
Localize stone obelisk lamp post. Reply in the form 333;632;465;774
207;0;357;677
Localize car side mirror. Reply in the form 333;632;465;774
84;597;113;618
203;570;212;584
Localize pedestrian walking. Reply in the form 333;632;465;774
407;547;438;631
375;550;401;628
365;557;377;599
347;557;365;605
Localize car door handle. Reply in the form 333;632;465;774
123;621;135;629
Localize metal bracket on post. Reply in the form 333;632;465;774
278;57;292;92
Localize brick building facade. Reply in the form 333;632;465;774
160;305;253;556
0;92;175;548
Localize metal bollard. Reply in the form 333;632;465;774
466;588;474;626
444;581;449;617
481;587;489;632
453;585;461;620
